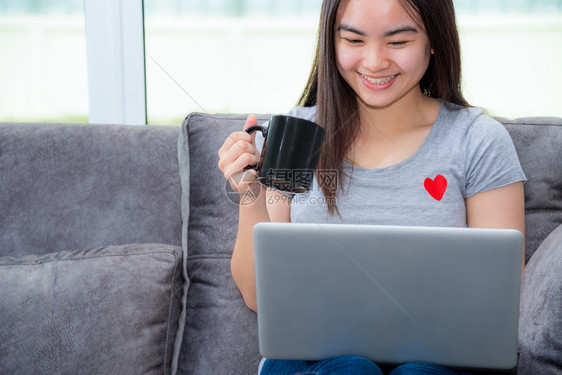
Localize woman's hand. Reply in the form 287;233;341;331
218;114;263;194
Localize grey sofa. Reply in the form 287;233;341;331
0;113;561;375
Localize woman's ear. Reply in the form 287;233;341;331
431;48;435;55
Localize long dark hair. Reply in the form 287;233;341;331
298;0;469;217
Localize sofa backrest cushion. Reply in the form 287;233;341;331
177;113;268;375
0;123;183;257
502;118;562;262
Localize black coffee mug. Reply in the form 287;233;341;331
244;115;324;194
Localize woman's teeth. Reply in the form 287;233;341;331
361;73;397;85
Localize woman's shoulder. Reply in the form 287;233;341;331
439;102;520;173
439;102;508;140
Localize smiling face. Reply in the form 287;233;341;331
334;0;433;110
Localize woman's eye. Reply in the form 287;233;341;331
388;41;408;47
345;38;363;45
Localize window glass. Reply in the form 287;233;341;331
0;0;88;123
455;0;562;14
144;0;321;125
454;0;562;118
144;0;562;125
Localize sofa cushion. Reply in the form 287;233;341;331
0;243;184;375
501;118;562;262
0;123;182;258
518;224;562;374
177;113;269;374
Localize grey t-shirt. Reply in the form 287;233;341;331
256;102;526;227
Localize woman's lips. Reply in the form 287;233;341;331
358;72;398;89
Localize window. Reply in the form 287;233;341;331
1;1;560;124
0;0;88;122
143;0;321;125
144;0;562;124
454;0;562;14
454;0;562;118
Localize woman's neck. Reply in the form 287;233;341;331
356;89;440;139
344;90;441;169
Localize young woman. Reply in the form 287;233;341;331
218;0;526;374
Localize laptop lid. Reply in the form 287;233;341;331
253;222;523;370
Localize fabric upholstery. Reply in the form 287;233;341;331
177;113;269;375
502;118;562;262
0;122;183;258
2;114;560;375
518;224;562;374
0;244;184;375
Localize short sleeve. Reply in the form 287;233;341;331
463;115;527;198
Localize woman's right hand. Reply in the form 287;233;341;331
218;114;263;194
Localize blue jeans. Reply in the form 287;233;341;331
259;357;474;375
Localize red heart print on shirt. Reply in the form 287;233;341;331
424;174;448;201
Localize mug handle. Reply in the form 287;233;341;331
243;125;268;171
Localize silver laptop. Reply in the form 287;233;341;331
253;222;523;371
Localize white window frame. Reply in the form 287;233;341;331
84;0;146;125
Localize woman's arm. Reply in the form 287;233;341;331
465;181;526;273
231;188;291;312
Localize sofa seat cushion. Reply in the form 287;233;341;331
0;243;184;375
177;113;269;374
518;224;562;374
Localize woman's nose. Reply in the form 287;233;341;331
362;44;390;72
